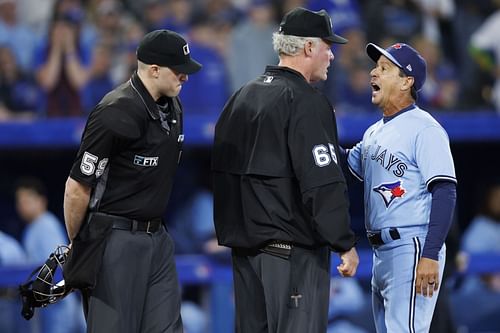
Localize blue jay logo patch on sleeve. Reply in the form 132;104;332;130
373;180;406;208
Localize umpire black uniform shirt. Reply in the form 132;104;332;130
212;66;355;252
70;72;183;220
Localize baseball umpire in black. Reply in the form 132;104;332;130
63;29;201;332
212;7;359;333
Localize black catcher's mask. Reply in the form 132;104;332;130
19;245;73;320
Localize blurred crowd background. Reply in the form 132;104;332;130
1;0;500;119
1;0;500;332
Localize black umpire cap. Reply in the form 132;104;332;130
136;29;202;74
278;7;347;44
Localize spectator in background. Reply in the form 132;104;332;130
360;0;421;45
413;0;456;64
453;1;495;110
163;0;194;35
17;0;55;33
279;0;308;16
0;46;40;121
432;65;459;110
452;181;500;332
81;43;113;113
0;0;37;72
170;151;228;333
469;9;500;113
0;230;30;333
226;0;278;93
429;221;462;333
202;0;242;27
119;0;151;22
179;16;229;116
334;57;374;114
327;277;371;333
171;150;228;258
33;0;93;117
88;0;133;86
461;182;500;288
308;0;362;36
170;182;217;255
117;18;146;84
15;177;85;333
142;0;169;32
412;35;459;110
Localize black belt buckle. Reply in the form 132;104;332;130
260;241;292;260
144;219;163;233
367;231;383;246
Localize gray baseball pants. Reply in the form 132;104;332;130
232;245;331;333
84;226;183;333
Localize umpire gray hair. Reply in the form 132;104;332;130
272;32;321;56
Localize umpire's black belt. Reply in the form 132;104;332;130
92;212;163;234
261;240;293;259
367;228;400;246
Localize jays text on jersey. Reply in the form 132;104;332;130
347;105;456;231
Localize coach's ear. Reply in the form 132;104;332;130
401;76;415;93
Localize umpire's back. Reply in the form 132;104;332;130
212;65;343;250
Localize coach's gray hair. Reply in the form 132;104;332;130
272;33;321;56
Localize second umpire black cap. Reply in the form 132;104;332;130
278;7;347;44
136;29;202;74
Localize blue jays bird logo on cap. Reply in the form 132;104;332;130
373;180;406;208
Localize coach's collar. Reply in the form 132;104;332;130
383;103;416;123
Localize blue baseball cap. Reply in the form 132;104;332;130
366;42;427;91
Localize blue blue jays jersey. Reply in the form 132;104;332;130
347;106;456;230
